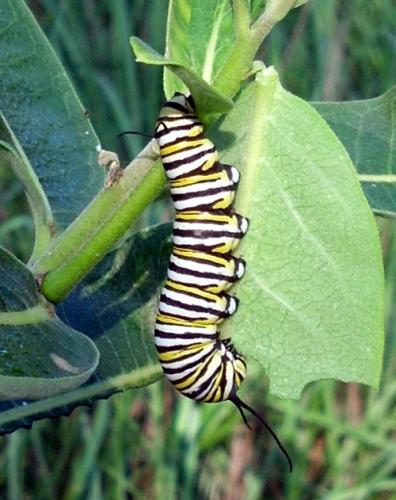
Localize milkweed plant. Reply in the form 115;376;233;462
0;0;391;436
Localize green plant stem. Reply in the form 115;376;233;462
6;432;24;500
214;0;297;98
232;0;251;37
213;37;257;99
0;304;51;325
251;0;299;42
32;140;166;303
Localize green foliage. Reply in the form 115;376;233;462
163;0;236;98
0;224;170;432
0;247;99;404
0;0;392;442
0;1;167;431
314;87;396;217
0;0;104;237
217;68;383;398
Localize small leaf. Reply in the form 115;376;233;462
215;67;384;399
0;224;171;433
131;37;233;115
0;247;99;401
313;86;396;217
0;0;104;235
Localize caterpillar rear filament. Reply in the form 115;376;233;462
154;92;292;472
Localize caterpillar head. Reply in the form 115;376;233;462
158;92;196;118
155;92;201;140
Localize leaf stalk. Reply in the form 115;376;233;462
32;140;165;303
214;0;298;98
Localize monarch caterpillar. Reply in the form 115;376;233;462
152;92;292;472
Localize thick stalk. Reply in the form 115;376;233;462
251;0;299;43
232;0;251;37
212;38;258;99
33;140;165;303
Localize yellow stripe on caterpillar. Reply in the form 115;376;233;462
175;211;239;224
158;343;206;362
170;170;230;188
164;279;224;300
160;138;208;156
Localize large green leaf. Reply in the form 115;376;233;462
314;86;396;217
0;247;99;403
0;0;104;237
215;67;384;399
0;224;170;433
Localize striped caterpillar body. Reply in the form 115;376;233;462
154;93;247;402
153;93;292;471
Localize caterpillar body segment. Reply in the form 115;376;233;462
157;338;247;403
173;211;249;254
169;163;240;211
154;320;219;349
168;247;246;293
158;280;239;323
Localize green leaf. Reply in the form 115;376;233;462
164;0;279;100
164;0;236;98
0;224;171;433
0;0;104;237
130;37;233;115
163;0;192;97
163;0;279;97
0;247;99;402
215;67;384;399
313;86;396;217
164;0;251;101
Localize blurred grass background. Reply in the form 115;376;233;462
0;0;395;498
